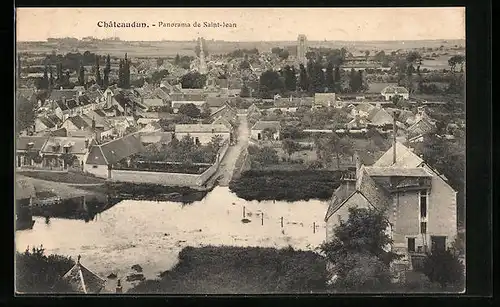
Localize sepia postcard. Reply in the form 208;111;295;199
15;7;466;295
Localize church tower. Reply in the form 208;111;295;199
198;37;207;74
297;34;308;65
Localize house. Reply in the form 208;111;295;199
351;103;376;118
61;256;106;294
84;133;145;178
40;136;92;169
367;107;394;127
171;101;206;113
174;124;231;145
206;97;228;113
247;103;261;116
61;115;92;131
16;136;49;168
346;116;368;130
137;118;160;129
210;103;238;123
312;93;336;109
34;116;58;132
140;98;166;111
139;121;162;133
381;86;409;101
250;121;281;141
325;142;457;265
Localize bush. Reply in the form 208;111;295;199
129;246;328;294
16;246;75;293
422;249;464;289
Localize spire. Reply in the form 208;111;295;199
115;279;122;293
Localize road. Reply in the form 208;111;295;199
209;114;250;187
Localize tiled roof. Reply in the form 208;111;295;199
175;124;230;134
41;137;89;155
86;133;144;165
206;97;228;108
324;182;357;221
251;120;281;131
171;101;206;108
140;131;173;144
37;116;56;129
139;121;162;133
16;136;49;151
47;114;62;125
79;95;92;106
212;116;233;129
364;167;433;177
66;98;79;109
62;260;106;294
357;166;391;210
66;115;91;130
367;108;393;126
49;90;78;101
355;103;375;113
381;86;409;95
151;88;171;101
373;142;423;168
407;118;436;137
56;100;70;111
142;98;164;108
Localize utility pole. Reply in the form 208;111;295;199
261;212;264;226
281;216;284;228
243;206;246;218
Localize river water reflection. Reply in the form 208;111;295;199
15;187;329;292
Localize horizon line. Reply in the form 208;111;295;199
17;38;466;43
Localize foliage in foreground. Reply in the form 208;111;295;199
229;170;342;201
320;207;400;292
16;245;75;294
422;249;464;290
128;246;328;294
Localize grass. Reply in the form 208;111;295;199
229;170;342;202
128;246;329;294
17;170;105;184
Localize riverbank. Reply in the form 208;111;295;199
17;170;106;184
128;245;329;294
228;170;342;202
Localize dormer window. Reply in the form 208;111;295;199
26;142;34;149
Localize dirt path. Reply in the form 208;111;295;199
209;114;250;187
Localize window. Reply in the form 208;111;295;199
419;189;428;219
420;221;427;234
407;237;416;253
92;165;98;169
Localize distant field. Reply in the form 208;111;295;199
16;39;465;58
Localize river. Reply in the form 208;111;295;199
15;186;329;293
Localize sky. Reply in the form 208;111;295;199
16;7;465;42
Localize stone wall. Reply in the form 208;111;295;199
109;141;230;187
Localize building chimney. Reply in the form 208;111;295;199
115;279;122;294
392;110;400;165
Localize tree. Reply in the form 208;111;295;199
60;153;78;169
95;55;102;86
240;83;251;98
348;68;360;93
157;58;164;67
178;103;201;118
174;54;181;65
278;49;290;60
334;67;341;93
16;245;75;293
16;94;36;134
320;207;399;291
118;60;124;87
200;103;211;119
448;55;464;73
325;62;335;92
103;54;111;88
282;138;300;160
283;65;297;92
258;70;285;99
180;71;207;89
56;63;63;81
299;64;308;92
422;249;464;289
41;66;49;89
78;62;85;86
262;127;277;141
252;146;279;166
